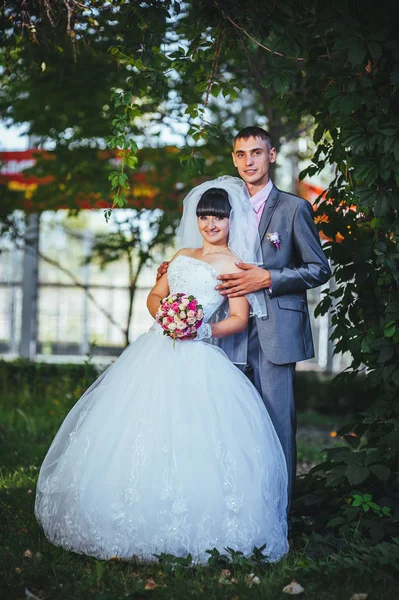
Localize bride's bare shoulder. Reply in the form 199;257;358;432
214;252;242;274
170;248;197;261
226;254;242;272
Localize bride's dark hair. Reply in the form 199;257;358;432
196;187;231;219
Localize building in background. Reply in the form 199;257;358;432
0;147;349;372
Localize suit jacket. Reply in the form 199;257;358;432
255;185;332;364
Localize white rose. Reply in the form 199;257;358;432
174;314;181;323
167;308;175;317
197;309;203;319
168;322;177;331
162;317;169;325
187;310;195;319
187;318;196;325
176;321;187;330
181;298;189;307
179;311;186;319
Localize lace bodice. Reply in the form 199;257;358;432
167;255;224;322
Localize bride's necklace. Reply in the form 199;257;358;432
201;246;229;256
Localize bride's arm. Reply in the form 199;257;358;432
147;273;170;318
147;249;188;318
209;296;249;338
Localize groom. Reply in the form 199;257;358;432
216;126;331;506
159;126;331;506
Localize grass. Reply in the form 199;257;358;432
1;367;398;599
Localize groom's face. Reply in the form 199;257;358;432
232;136;276;191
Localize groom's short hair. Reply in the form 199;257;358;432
234;126;273;150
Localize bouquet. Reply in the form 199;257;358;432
156;293;204;344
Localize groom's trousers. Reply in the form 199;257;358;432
243;316;296;510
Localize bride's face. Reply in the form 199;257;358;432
197;215;230;245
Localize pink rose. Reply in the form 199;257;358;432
187;301;196;311
171;302;180;313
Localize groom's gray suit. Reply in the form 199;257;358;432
244;184;331;506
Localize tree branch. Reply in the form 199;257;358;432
214;1;305;62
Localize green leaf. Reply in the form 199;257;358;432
377;344;395;363
327;517;345;527
357;187;377;207
339;96;355;115
273;75;290;95
326;465;347;486
368;41;382;60
126;155;138;169
380;127;397;136
179;151;205;177
313;122;325;143
386;301;399;315
348;43;366;65
380;430;399;449
333;450;362;465
361;335;373;353
346;465;370;485
384;322;396;338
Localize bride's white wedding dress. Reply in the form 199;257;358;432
35;255;288;563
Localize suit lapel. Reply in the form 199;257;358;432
258;185;280;242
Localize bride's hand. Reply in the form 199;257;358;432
156;261;170;281
180;332;197;341
181;322;212;341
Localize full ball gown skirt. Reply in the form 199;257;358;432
35;255;289;563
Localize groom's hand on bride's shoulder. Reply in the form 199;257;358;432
215;262;272;297
156;261;170;281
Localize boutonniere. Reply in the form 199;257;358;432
266;232;280;250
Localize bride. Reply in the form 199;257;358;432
35;176;288;563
